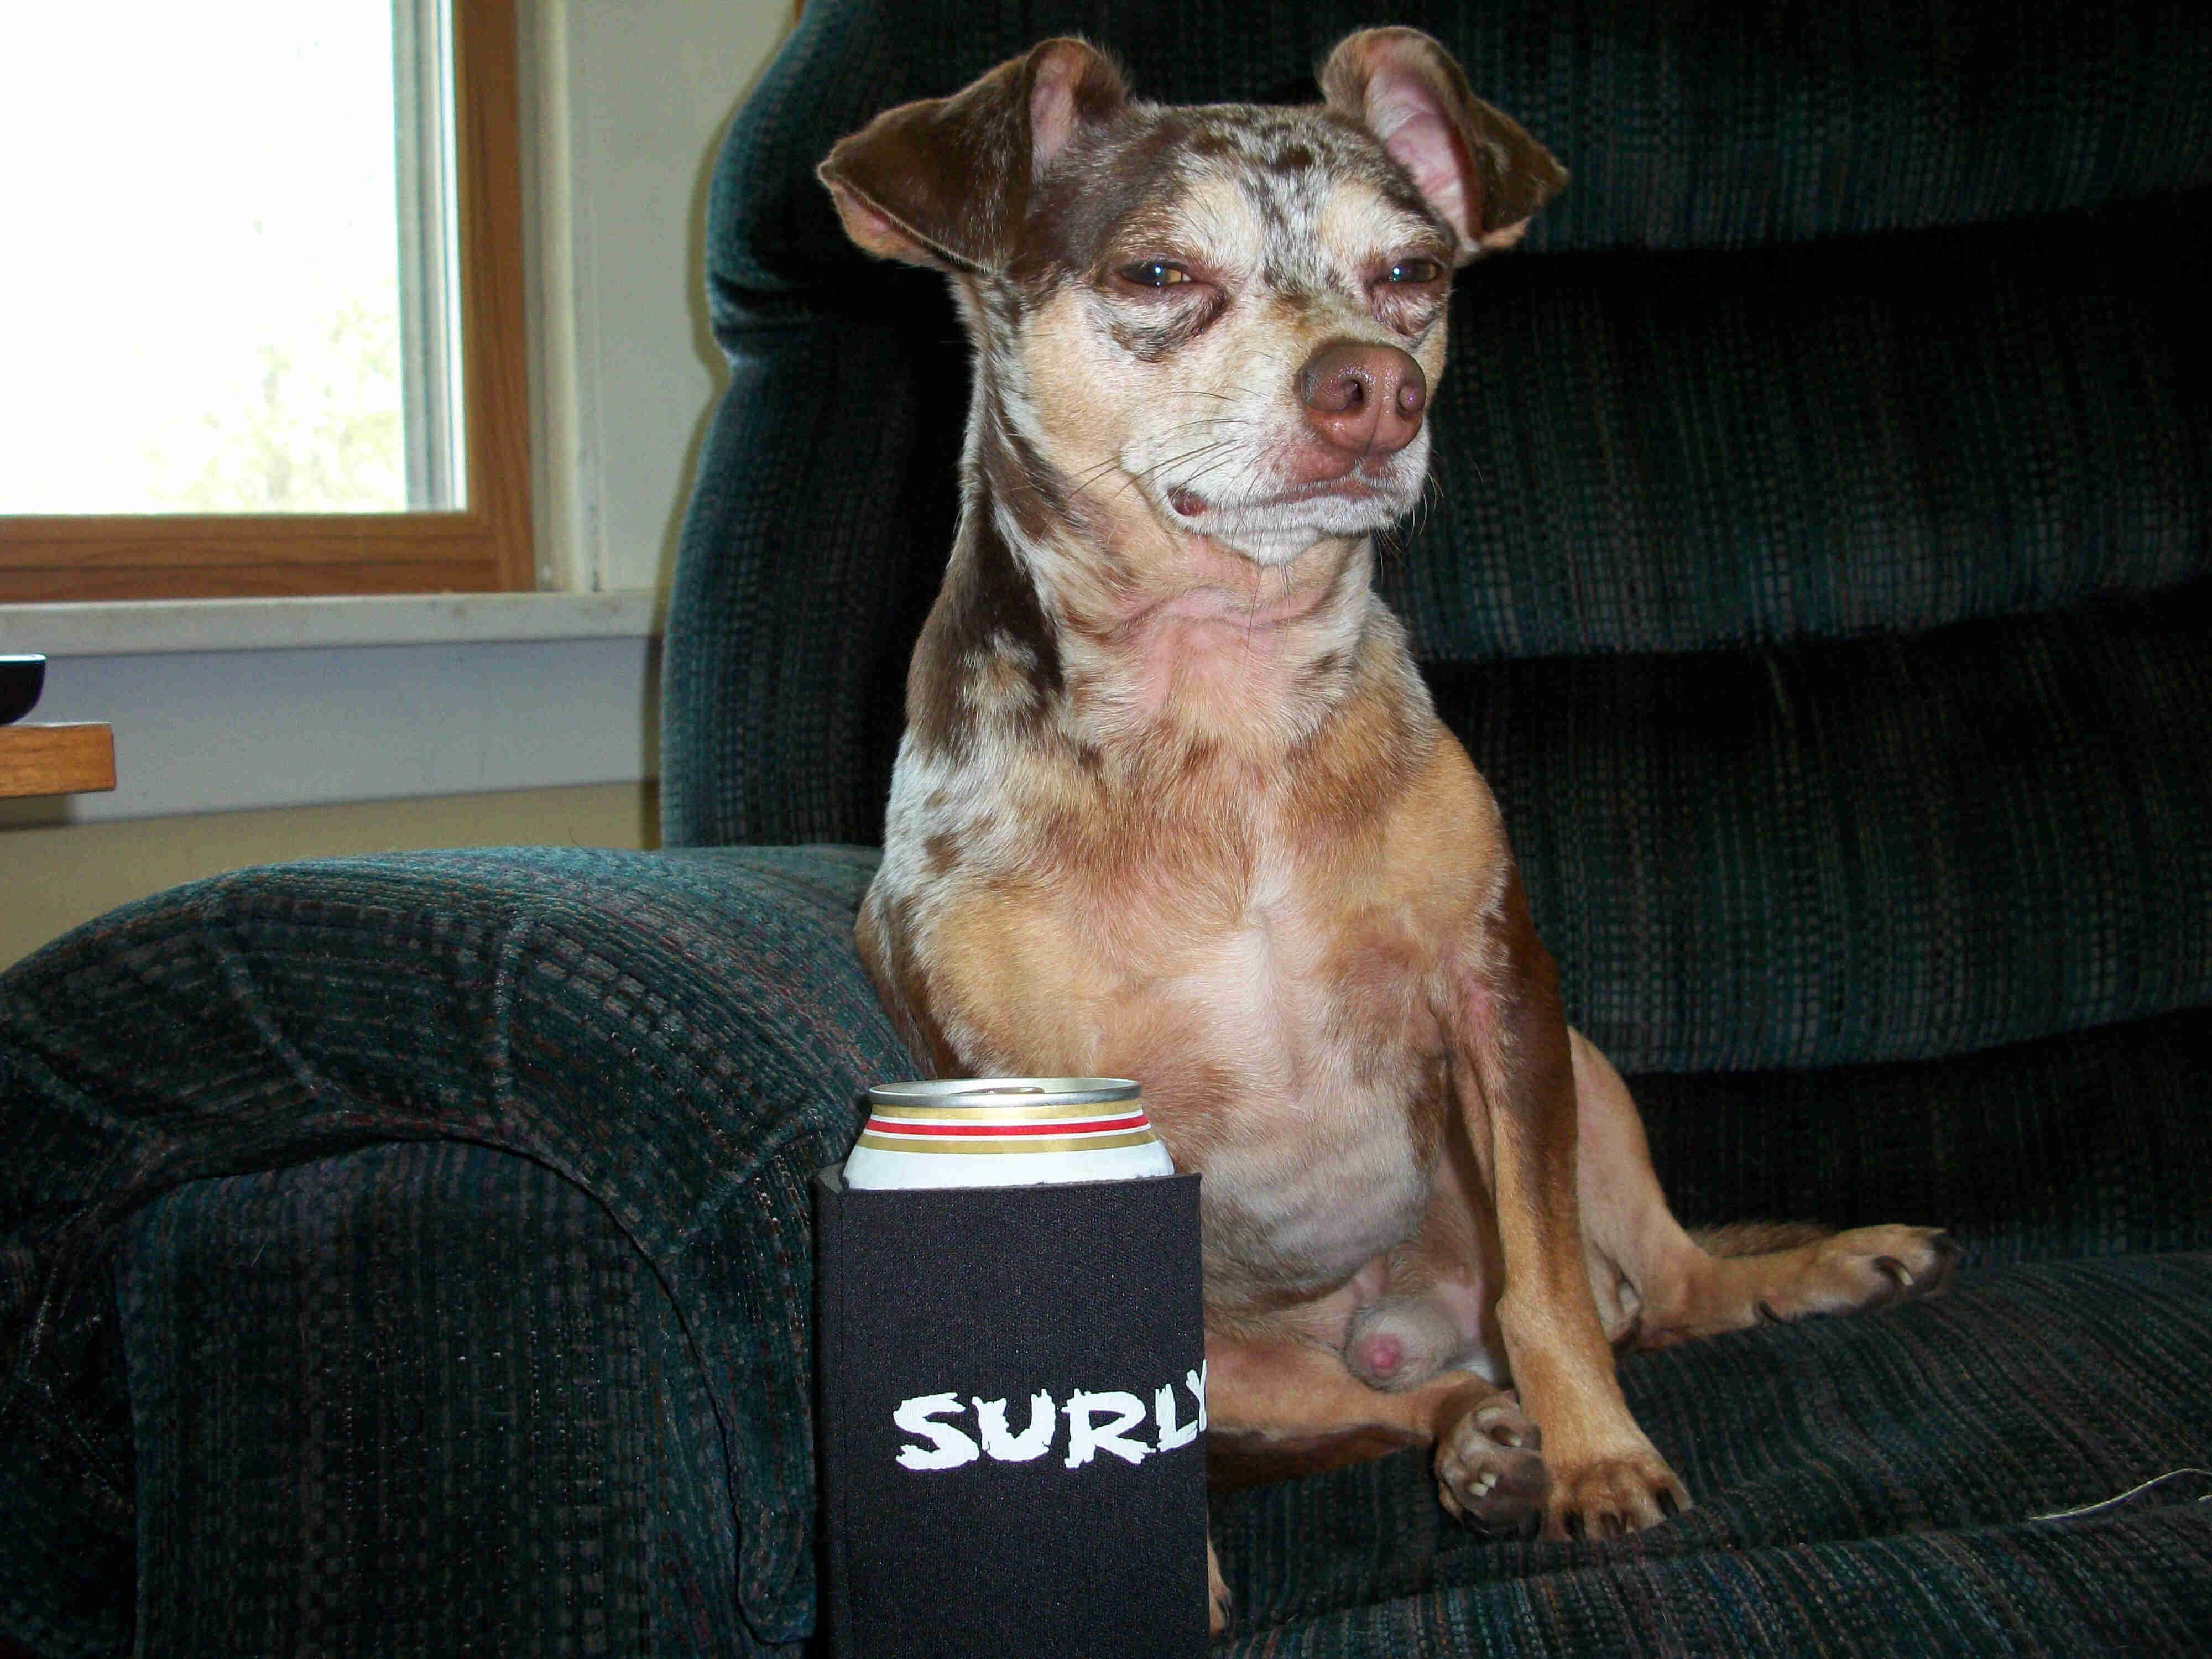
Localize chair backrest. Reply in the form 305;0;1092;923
663;0;2212;1074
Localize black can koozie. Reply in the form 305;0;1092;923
813;1152;1208;1658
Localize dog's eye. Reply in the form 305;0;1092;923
1384;258;1444;285
1119;260;1193;288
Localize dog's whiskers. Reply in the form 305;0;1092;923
1066;441;1231;505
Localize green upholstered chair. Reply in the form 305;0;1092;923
6;1;2210;1651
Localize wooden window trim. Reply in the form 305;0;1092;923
0;0;531;603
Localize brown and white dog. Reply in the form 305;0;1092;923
823;28;1954;1629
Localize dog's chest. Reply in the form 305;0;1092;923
878;674;1499;1302
1068;854;1455;1297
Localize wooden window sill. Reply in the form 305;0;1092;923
0;591;663;656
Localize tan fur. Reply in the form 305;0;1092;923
828;29;1954;1630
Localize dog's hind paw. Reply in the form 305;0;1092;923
1644;1223;1960;1343
1747;1225;1959;1325
1436;1392;1547;1532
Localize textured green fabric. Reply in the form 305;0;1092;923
118;1141;737;1657
1632;1008;2212;1266
1445;583;2212;1073
0;847;906;1653
1386;195;2212;661
0;1271;131;1658
1213;1256;2212;1653
665;317;954;849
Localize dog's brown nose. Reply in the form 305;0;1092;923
1297;341;1428;458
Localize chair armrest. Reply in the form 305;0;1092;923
1;844;903;1651
117;1139;748;1656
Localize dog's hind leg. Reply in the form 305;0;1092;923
1569;1030;1958;1347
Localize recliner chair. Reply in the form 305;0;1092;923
6;1;2210;1651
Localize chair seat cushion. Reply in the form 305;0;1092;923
1213;1254;2212;1653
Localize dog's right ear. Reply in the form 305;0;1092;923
818;39;1128;274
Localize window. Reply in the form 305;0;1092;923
0;0;529;600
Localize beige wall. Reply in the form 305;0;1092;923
0;781;656;970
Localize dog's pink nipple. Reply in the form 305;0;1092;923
1358;1334;1404;1378
1168;487;1207;517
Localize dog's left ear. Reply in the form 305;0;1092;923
1322;28;1566;262
819;39;1129;274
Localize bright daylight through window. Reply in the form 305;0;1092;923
0;1;463;517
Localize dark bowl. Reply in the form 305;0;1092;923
1;655;46;724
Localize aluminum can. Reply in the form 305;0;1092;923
842;1076;1175;1189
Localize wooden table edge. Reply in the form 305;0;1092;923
0;722;117;798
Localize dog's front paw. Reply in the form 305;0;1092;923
1753;1225;1959;1324
1436;1392;1547;1531
1542;1441;1691;1541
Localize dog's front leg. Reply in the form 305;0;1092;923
1453;870;1691;1538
